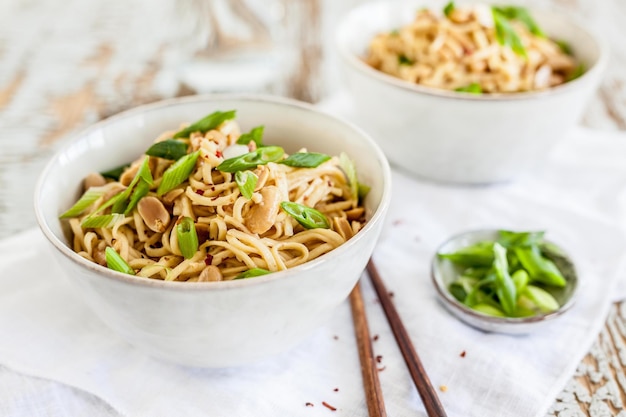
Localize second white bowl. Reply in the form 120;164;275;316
336;1;608;184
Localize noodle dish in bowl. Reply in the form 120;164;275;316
34;95;391;367
336;1;608;183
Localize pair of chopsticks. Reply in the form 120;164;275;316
349;259;448;417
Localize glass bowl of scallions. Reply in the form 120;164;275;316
431;229;578;334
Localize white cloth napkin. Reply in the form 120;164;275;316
1;99;626;417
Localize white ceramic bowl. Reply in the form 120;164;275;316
432;229;578;334
336;1;609;184
34;95;392;367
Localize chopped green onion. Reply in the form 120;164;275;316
492;8;527;57
145;139;188;160
556;40;573;55
492;243;517;316
443;1;454;17
105;247;135;275
279;152;331;168
455;83;483;94
124;179;150;215
176;217;199;259
60;186;106;218
236;126;265;147
493;6;544;37
173;110;236;139
100;164;129;181
81;213;125;229
357;182;371;203
339;152;358;199
567;64;585;82
217;146;284;173
234;268;271;280
398;54;413;65
280;201;330;229
498;230;545;248
522;285;560;312
235;171;258;200
157;150;201;196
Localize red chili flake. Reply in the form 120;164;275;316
305;402;314;407
211;196;219;201
210;186;216;191
388;291;394;298
392;219;404;226
195;189;204;195
333;335;339;340
215;150;223;158
204;254;213;266
327;180;332;187
322;402;336;411
373;334;379;342
333;388;339;392
204;155;209;159
377;366;386;372
376;355;383;364
460;350;466;358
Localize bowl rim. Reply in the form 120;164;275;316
431;228;579;326
336;0;610;102
34;93;392;292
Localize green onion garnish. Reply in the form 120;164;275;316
173;110;236;139
100;164;129;181
279;152;331;168
493;6;544;37
124;179;151;215
398;54;413;65
566;64;585;82
357;182;371;204
234;268;271;280
81;213;125;229
492;8;527;57
157;150;201;196
235;171;258;200
556;40;573;56
177;217;199;259
146;139;189;160
217;146;284;173
339;152;358;199
105;247;135;275
280;201;330;229
236;126;265;147
443;1;454;17
59;186;106;218
455;83;483;94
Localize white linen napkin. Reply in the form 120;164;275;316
1;99;626;416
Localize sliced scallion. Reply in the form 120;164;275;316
177;217;199;259
236;126;265;147
443;1;454;17
105;247;135;275
279;152;331;168
455;83;483;94
81;213;125;229
173;110;236;139
157;151;200;196
339;152;358;199
234;268;271;280
124;179;151;215
59;186;106;218
235;170;258;200
217;146;284;173
100;164;129;181
146;139;188;160
281;201;330;229
492;8;527;57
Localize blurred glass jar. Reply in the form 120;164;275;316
176;0;323;102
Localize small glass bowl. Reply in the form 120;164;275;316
431;229;579;334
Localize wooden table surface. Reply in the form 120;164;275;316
1;0;625;415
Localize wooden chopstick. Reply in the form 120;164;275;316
349;282;388;417
366;259;448;417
